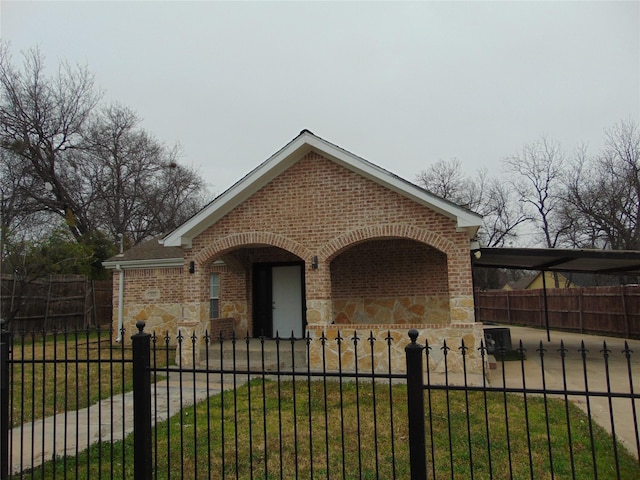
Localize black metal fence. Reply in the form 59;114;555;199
2;324;640;479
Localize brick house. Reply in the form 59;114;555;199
104;130;485;372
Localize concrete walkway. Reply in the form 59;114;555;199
9;373;240;475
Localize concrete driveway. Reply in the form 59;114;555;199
488;324;640;460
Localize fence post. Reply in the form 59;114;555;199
0;329;11;480
132;321;152;480
405;329;427;480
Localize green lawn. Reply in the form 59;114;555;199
8;330;169;426
22;378;640;480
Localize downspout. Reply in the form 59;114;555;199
115;264;125;342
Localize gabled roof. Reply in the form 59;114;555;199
506;274;537;291
162;130;483;248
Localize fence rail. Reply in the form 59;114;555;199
1;324;640;479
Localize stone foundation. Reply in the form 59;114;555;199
332;295;450;325
116;303;182;346
306;323;485;375
175;321;209;366
220;301;247;332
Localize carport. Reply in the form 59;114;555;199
472;247;640;340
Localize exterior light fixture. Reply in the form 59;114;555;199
189;261;195;274
311;256;318;269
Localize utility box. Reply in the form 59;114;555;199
483;327;512;354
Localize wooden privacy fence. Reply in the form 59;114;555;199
0;274;112;332
475;285;640;338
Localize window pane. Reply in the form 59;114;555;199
210;273;220;298
210;273;220;319
210;299;219;319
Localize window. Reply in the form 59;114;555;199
209;273;220;319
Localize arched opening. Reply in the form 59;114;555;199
203;245;306;337
330;238;449;325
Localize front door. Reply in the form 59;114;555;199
252;263;305;338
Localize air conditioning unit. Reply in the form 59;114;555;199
483;327;512;354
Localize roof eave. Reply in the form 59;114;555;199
162;131;483;246
103;258;185;270
162;135;315;247
305;135;483;236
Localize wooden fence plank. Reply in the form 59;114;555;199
0;274;113;332
476;285;640;339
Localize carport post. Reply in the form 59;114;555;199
542;271;550;341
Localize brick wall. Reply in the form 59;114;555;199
112;267;183;344
118;151;476;343
331;239;448;297
192;154;466;261
208;317;236;340
189;152;474;328
330;238;451;324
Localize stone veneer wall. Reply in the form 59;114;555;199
306;323;485;375
112;266;183;345
333;295;450;325
330;239;452;325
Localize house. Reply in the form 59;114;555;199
504;271;577;291
104;130;485;373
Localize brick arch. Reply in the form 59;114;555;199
194;232;313;265
319;224;455;262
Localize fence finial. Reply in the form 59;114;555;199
408;328;419;344
136;321;146;334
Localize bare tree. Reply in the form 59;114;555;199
415;158;468;205
0;44;101;242
563;120;640;250
416;159;529;247
79;104;207;244
0;45;210;251
506;137;568;249
479;177;530;247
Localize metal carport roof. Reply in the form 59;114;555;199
472;247;640;276
471;247;640;340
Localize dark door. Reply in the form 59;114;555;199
252;262;305;338
253;264;272;338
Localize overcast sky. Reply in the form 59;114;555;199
1;1;639;196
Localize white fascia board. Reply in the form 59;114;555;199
162;131;483;246
305;135;483;237
162;135;314;247
102;258;185;270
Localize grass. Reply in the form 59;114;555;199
7;329;169;426
21;377;640;480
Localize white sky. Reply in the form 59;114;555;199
1;1;639;196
